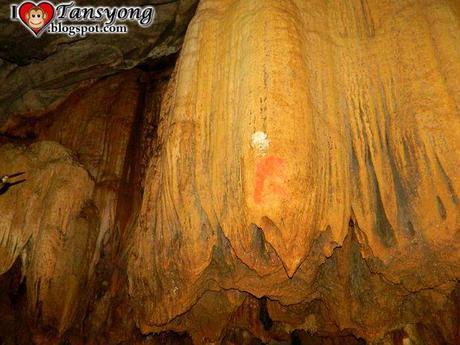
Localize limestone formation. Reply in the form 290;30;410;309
0;0;459;344
128;0;460;343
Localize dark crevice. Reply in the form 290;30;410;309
291;329;368;345
140;331;194;345
0;258;32;345
259;297;273;331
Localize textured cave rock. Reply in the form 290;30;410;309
0;0;198;129
0;0;459;344
0;67;173;344
127;0;460;343
0;141;97;333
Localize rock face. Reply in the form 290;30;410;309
0;0;459;344
0;68;171;344
0;0;198;129
128;0;460;343
0;141;97;333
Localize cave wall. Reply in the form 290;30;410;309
0;0;198;129
0;0;459;344
0;67;173;344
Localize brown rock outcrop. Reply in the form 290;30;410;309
0;0;198;129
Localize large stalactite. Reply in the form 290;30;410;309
0;0;459;344
128;0;460;343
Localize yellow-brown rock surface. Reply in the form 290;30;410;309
0;0;459;344
0;70;151;340
128;0;460;343
0;141;96;332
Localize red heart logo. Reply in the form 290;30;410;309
18;1;55;37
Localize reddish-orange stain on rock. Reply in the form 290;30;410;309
254;156;286;204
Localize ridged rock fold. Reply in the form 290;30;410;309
128;0;460;342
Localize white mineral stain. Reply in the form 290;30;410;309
251;131;269;154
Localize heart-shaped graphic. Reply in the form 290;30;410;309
18;1;55;37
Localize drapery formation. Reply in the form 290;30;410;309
128;0;460;343
0;0;459;344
